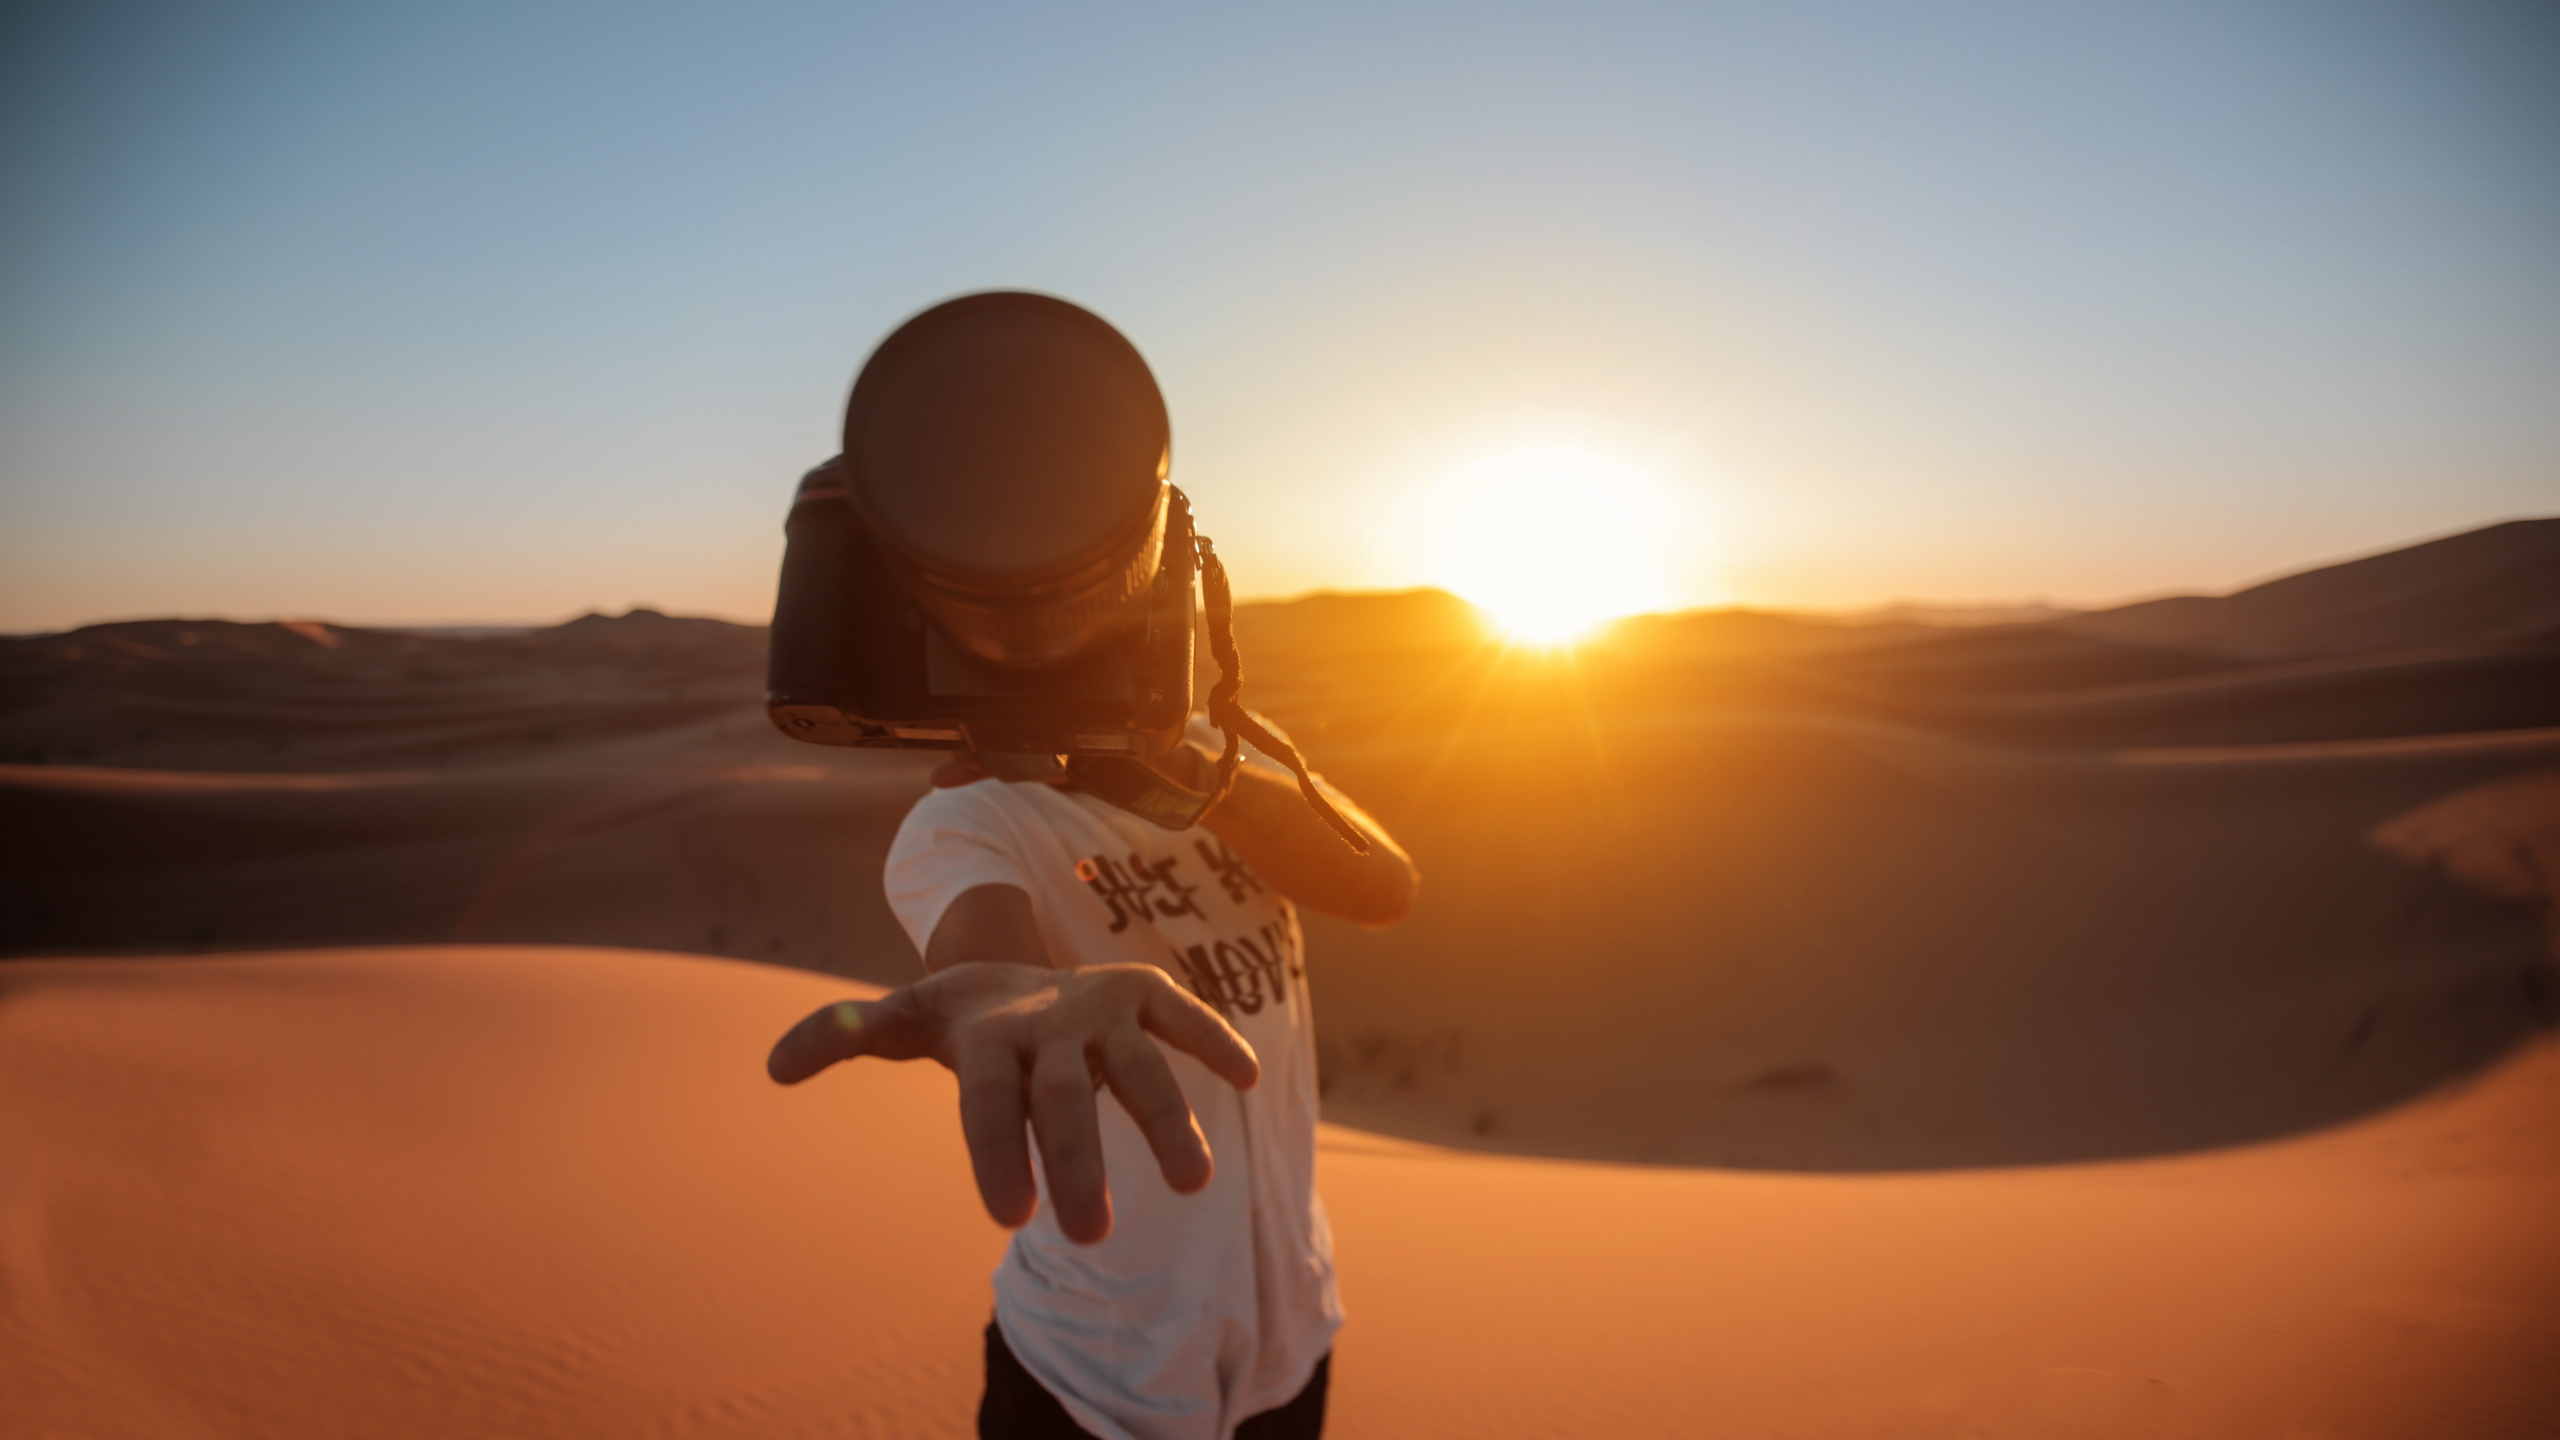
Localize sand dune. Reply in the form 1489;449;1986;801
1299;719;2557;1169
5;525;2558;1175
5;945;2555;1439
0;609;772;774
0;752;928;974
2055;517;2560;661
4;521;2557;1434
1229;597;2559;753
8;663;2553;1171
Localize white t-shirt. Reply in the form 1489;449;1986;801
882;752;1341;1440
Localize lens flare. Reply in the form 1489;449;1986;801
1430;450;1667;643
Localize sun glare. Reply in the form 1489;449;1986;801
1430;450;1668;643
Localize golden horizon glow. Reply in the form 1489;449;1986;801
1429;449;1669;644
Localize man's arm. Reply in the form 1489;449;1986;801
1190;758;1418;926
922;881;1050;973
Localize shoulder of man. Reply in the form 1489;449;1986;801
903;771;1054;824
893;773;1117;858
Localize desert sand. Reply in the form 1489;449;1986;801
4;945;2556;1439
4;519;2558;1435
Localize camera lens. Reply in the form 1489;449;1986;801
844;292;1171;668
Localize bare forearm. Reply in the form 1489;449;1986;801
1199;764;1417;925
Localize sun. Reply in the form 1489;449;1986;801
1430;449;1668;643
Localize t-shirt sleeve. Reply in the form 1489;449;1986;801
882;784;1035;958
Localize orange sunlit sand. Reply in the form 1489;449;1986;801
8;944;2559;1438
5;520;2559;1435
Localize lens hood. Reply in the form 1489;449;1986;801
842;291;1171;667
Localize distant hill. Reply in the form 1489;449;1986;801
7;521;2556;772
1839;601;2082;628
2056;518;2560;661
0;609;771;771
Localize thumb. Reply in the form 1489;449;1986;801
767;992;937;1084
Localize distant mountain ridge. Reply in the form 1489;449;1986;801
6;518;2552;772
23;517;2553;666
2055;518;2560;661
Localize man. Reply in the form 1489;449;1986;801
768;719;1417;1440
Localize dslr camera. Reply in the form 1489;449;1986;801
770;291;1360;840
768;291;1193;753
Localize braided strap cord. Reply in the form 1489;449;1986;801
1170;488;1371;856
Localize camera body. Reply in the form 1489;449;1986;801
765;455;1197;760
762;290;1363;846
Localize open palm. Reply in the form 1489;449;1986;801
769;963;1260;1244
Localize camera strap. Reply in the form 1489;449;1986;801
1170;487;1373;856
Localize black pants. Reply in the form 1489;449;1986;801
979;1322;1330;1440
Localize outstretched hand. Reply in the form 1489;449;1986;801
768;963;1259;1244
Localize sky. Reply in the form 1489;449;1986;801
2;0;2554;630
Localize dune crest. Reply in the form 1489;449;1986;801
2054;517;2560;661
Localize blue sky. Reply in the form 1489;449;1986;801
3;0;2553;628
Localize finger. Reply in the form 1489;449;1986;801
955;1033;1038;1228
1096;1027;1213;1194
930;755;992;788
767;999;876;1084
1029;1039;1113;1244
766;990;936;1084
1137;981;1261;1091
